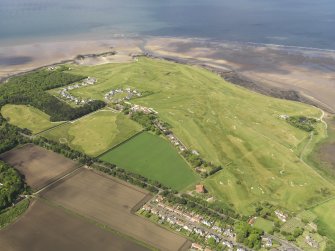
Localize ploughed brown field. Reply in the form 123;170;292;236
0;200;149;251
0;144;79;190
41;168;190;251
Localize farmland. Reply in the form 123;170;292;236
0;144;78;191
100;132;200;190
0;200;150;251
1;104;63;134
64;57;334;214
41;168;190;251
41;110;143;156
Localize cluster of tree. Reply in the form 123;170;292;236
181;150;222;177
286;116;317;132
0;114;30;154
0;199;29;229
234;222;263;249
129;112;161;133
281;227;304;241
181;193;239;220
0;161;26;210
0;68;106;121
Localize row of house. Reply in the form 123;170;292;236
154;120;187;151
142;197;240;250
104;88;142;103
130;104;158;114
58;77;97;105
274;210;288;222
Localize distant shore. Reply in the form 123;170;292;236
1;36;335;114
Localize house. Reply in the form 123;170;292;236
191;243;203;250
305;235;319;248
261;237;272;248
274;210;287;222
196;184;206;193
222;240;233;249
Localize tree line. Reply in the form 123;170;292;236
0;67;105;121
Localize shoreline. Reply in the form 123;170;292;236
1;36;335;114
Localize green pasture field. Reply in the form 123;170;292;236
41;110;142;156
1;104;63;134
253;217;274;233
100;132;200;191
52;57;335;214
311;198;335;241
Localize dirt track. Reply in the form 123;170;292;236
42;168;190;251
0;200;149;251
0;144;79;190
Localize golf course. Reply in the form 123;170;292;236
64;57;334;214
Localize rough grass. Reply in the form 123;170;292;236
41;110;142;156
311;198;335;241
63;57;334;214
1;104;63;134
253;217;274;233
100;132;200;190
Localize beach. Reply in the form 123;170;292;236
1;36;334;114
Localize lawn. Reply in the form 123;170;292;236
56;57;335;214
1;104;63;134
100;132;200;190
41;110;142;156
311;198;335;241
253;217;274;233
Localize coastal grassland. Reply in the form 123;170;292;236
100;132;200;191
311;198;335;241
1;104;63;134
63;57;334;214
41;110;143;156
253;217;274;233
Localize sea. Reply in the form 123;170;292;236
1;0;335;50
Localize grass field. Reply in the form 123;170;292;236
41;110;143;156
253;217;274;233
100;132;200;190
311;198;335;241
1;104;63;134
57;57;335;214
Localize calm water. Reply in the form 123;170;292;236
1;0;335;49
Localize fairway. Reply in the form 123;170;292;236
311;198;335;241
100;132;200;190
41;110;142;156
62;57;335;214
1;104;63;134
